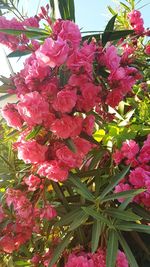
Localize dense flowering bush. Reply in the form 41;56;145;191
0;0;149;266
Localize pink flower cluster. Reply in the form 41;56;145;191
0;188;57;253
113;135;150;207
65;249;128;267
128;10;145;35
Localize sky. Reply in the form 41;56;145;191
0;0;149;77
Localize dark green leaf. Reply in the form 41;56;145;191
99;165;130;200
82;206;112;226
65;138;77;153
106;229;118;267
130;203;150;221
48;232;72;267
8;50;32;58
0;28;49;39
102;30;134;46
82;33;101;42
104;14;117;32
57;0;75;21
117;232;139;267
105;208;142;221
55;208;82;227
69;210;88;231
91;220;102;253
102;189;145;202
69;174;94;201
117;223;150;234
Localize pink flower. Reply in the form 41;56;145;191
52;89;77;113
40;205;57;220
53;20;81;48
145;45;150;55
16;140;48;164
117;251;129;267
0;236;16;253
114;183;132;202
50;115;83;139
56;145;82;168
83;115;95;136
65;254;94;267
1;103;23;130
129;167;149;188
36;37;69;68
17;91;49;126
113;150;124;165
121;140;139;160
106;89;123;107
24;175;41;191
138;134;150;164
105;46;121;71
128;10;144;34
38;160;68;182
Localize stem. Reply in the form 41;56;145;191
9;0;25;21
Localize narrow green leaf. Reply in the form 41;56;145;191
0;93;12;101
65;138;77;153
102;189;145;202
8;50;32;58
69;210;88;231
82;206;112;226
55;209;82;227
120;2;131;11
91;220;102;253
99;165;130;200
107;6;117;16
57;0;75;21
106;229;118;267
69;174;94;201
117;223;150;234
25;125;42;140
130;203;150;221
0;28;49;39
102;30;134;46
105;14;117;32
105;208;142;222
48;232;72;267
89;150;104;170
117;232;139;267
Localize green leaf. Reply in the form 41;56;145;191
106;229;118;267
102;30;134;46
130;203;150;221
8;50;32;58
117;232;139;267
117;223;150;234
105;14;117;32
55;208;82;227
120;2;131;12
69;174;94;201
91;220;102;253
105;208;142;222
57;0;75;21
107;6;117;16
89;150;104;170
25;125;42;140
99;165;130;200
48;232;72;267
69;210;88;231
0;28;49;39
82;206;112;226
0;93;12;101
102;189;145;202
65;138;77;153
15;261;31;266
